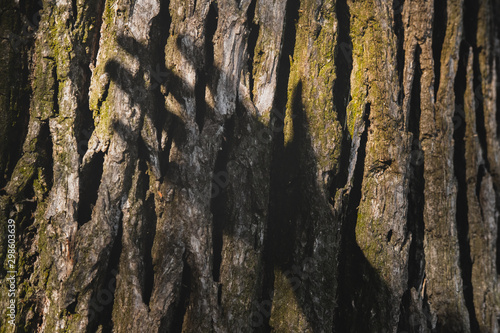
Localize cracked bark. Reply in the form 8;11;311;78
1;0;499;332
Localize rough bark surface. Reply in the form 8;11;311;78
0;0;499;332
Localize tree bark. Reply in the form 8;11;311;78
0;0;499;332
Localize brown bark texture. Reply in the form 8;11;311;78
0;0;499;332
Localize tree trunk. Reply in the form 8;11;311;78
1;0;499;331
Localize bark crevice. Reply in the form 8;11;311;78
78;151;104;226
330;0;352;196
394;0;405;104
261;0;300;326
431;0;447;96
399;44;428;332
169;253;192;333
453;42;480;333
149;0;171;154
210;115;234;283
87;219;123;333
336;102;370;331
139;148;156;308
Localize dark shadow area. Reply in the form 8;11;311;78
73;0;105;163
219;100;277;332
98;14;219;328
86;219;123;333
92;1;390;330
332;3;395;331
169;253;192;333
463;0;489;175
18;0;43;25
330;0;352;197
432;0;447;96
261;0;300;330
78;151;104;226
149;0;171;178
0;61;32;190
0;0;42;185
453;42;480;333
270;82;303;272
281;82;323;329
246;0;259;101
3;123;52;331
7;0;500;330
90;0;106;67
135;2;170;304
210;115;234;283
74;18;178;330
194;68;207;132
0;0;43;188
398;45;429;333
497;47;500;163
498;183;500;276
194;0;217;132
336;103;394;332
267;80;336;332
138;141;157;307
394;0;405;104
205;1;217;70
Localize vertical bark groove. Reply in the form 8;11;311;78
454;44;480;332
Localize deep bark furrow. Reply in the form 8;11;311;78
431;0;446;98
454;46;480;332
140;158;156;308
420;0;471;330
335;102;370;332
78;151;104;226
400;10;427;326
260;0;299;331
475;0;500;295
216;0;286;328
460;45;498;333
209;114;230;283
267;0;339;331
330;0;351;198
466;1;500;329
347;0;412;330
245;0;258;102
111;158;151;332
0;0;40;189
